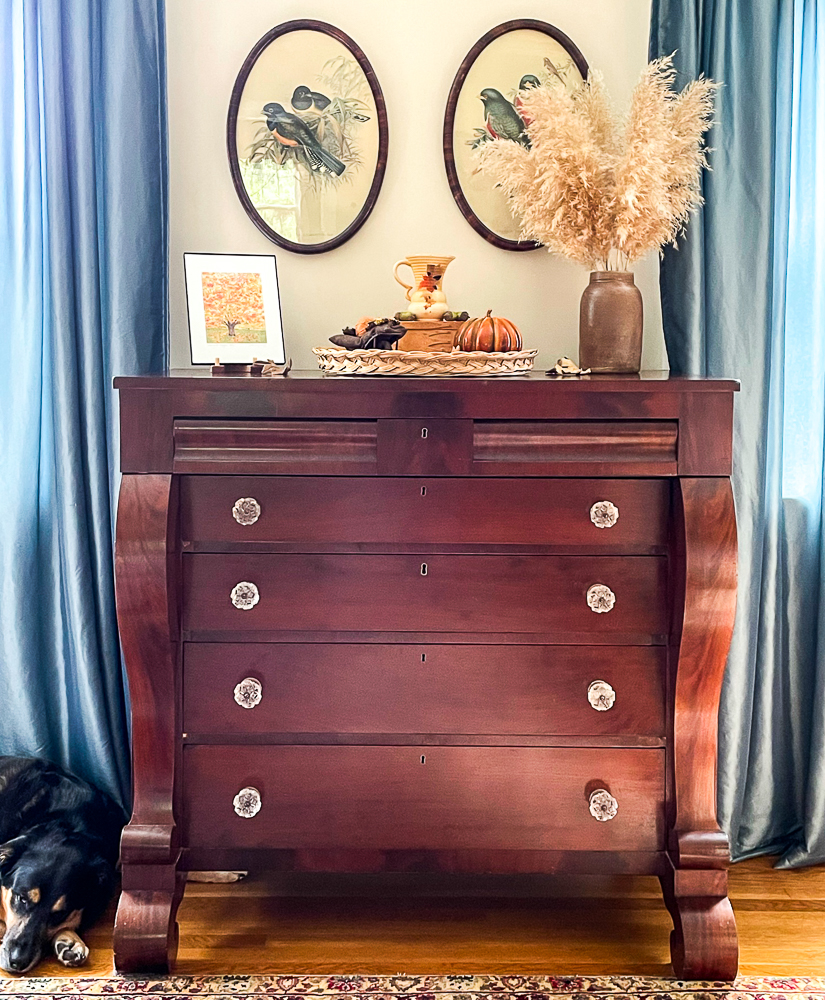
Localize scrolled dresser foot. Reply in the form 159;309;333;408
659;867;738;981
113;877;185;973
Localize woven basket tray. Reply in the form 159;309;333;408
313;347;537;377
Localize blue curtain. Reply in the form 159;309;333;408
650;0;825;866
0;0;168;808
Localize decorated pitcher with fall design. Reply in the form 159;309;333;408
393;255;455;319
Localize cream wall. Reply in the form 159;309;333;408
166;0;666;372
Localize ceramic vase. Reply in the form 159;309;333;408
579;271;643;374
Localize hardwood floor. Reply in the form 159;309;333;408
6;857;825;980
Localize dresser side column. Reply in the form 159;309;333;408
661;475;738;979
113;473;184;973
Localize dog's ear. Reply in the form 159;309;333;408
0;835;28;877
87;853;115;892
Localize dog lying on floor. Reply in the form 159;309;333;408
0;756;125;974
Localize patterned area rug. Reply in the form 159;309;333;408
0;976;824;999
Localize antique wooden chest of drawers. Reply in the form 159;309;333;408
113;371;739;978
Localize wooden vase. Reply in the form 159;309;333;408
579;271;643;374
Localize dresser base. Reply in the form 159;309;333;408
113;852;737;978
179;847;669;875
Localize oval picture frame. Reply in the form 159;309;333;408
443;20;589;252
227;20;389;255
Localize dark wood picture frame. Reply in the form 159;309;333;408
443;19;589;252
227;20;389;255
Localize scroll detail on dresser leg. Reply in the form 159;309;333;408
665;478;739;980
113;876;185;973
659;863;738;981
113;475;183;973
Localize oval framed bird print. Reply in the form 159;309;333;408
227;20;388;254
444;20;588;252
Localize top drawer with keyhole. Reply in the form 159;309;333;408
377;419;473;475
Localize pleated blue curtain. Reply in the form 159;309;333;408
0;0;168;808
650;0;825;866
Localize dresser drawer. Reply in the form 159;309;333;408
182;554;668;638
180;477;669;552
183;643;666;736
183;745;664;851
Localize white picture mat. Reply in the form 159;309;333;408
184;253;286;364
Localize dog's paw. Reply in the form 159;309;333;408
54;933;89;967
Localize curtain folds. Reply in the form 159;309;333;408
0;0;168;808
650;0;825;866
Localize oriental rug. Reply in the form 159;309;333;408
0;975;823;999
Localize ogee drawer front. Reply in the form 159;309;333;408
183;745;665;851
182;554;668;637
173;419;377;475
183;643;666;736
180;477;669;551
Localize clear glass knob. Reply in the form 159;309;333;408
590;500;619;528
234;677;263;709
232;497;261;526
589;789;618;821
233;786;262;818
587;680;616;711
230;581;260;610
586;583;616;613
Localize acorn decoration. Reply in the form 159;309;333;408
330;317;406;351
456;310;523;352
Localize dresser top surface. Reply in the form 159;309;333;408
115;370;739;392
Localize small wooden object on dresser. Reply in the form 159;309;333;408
396;319;461;352
113;370;739;979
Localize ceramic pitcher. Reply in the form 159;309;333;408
393;255;455;319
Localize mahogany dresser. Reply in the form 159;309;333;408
113;370;739;978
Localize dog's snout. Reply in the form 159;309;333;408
2;943;38;974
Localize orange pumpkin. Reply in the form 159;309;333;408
456;309;522;352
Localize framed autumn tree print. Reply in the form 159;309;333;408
184;253;286;365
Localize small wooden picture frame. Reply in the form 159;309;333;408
184;252;286;366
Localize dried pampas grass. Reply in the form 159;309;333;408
477;56;719;271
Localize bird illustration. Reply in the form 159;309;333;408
544;56;566;86
515;74;541;127
479;88;530;147
291;85;331;113
262;102;346;176
291;85;371;123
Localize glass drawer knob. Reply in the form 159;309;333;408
230;581;259;610
234;677;262;709
232;497;261;526
233;786;262;818
586;583;615;613
589;789;618;822
590;500;619;528
587;680;616;711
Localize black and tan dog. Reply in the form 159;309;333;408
0;756;125;974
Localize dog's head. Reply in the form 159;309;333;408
0;826;114;974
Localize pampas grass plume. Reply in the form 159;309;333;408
477;55;719;270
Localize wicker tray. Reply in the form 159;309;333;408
312;347;537;377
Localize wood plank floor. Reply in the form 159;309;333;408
5;857;825;979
